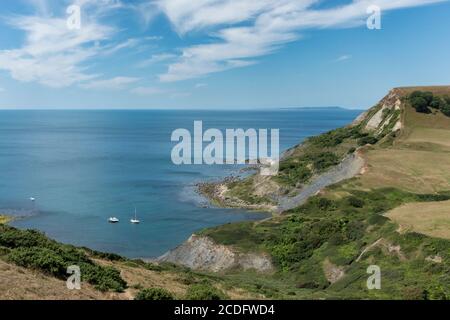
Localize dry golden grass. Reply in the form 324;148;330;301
98;259;261;300
358;148;450;193
356;102;450;193
0;259;124;300
0;256;260;300
386;200;450;240
395;86;450;97
0;215;12;224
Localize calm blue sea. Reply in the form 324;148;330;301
0;109;361;258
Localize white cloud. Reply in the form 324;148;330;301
81;76;139;90
156;0;447;82
0;1;121;88
195;83;207;88
131;86;165;95
4;0;447;88
335;55;352;62
137;53;177;68
102;38;141;56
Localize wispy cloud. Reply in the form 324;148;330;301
195;83;207;89
2;0;447;89
102;38;141;56
131;86;165;96
0;1;121;88
335;54;352;62
81;76;139;90
136;53;177;68
156;0;446;82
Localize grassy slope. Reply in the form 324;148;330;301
197;87;450;299
0;223;259;300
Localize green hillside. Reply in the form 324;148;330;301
196;87;450;299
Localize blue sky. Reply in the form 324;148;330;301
0;0;449;109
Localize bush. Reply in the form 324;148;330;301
358;136;378;146
408;91;450;116
8;247;66;277
308;127;355;147
430;96;445;109
367;214;388;225
410;96;429;113
80;263;127;292
135;288;174;300
0;226;52;249
1;225;127;292
311;152;340;171
347;196;365;208
441;103;450;117
185;284;228;300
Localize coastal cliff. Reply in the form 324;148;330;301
2;87;449;300
159;87;450;301
159;234;274;273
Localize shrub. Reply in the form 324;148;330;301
408;91;450;117
308;127;355;147
311;152;340;171
347;196;365;208
79;263;127;292
441;103;450;117
135;288;174;300
0;226;52;249
185;284;228;300
430;96;445;109
1;225;127;292
358;136;378;146
316;197;335;211
410;97;429;113
8;247;66;277
367;214;388;225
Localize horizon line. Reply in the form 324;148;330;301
0;106;366;111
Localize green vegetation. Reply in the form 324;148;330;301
0;224;127;292
135;288;175;300
227;178;274;205
276;126;364;188
185;283;228;300
201;188;450;299
408;91;450;116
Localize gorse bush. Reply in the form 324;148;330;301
358;135;378;146
78;262;127;292
308;127;360;147
0;224;127;292
8;247;66;276
135;288;175;300
185;283;228;300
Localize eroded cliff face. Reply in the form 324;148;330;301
353;88;404;134
159;235;274;273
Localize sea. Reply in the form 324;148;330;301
0;108;362;258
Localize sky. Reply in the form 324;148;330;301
0;0;449;110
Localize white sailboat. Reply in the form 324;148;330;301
130;207;140;224
108;217;119;223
